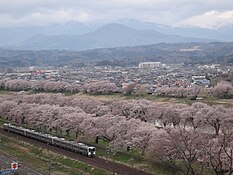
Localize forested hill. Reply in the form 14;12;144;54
1;42;233;67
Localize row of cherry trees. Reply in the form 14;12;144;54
0;93;233;174
0;79;118;94
1;78;233;98
2;93;233;136
155;81;233;98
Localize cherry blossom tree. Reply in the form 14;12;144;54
110;100;150;121
4;79;31;91
123;122;157;155
148;128;209;175
70;97;102;113
157;105;181;128
122;82;137;95
211;81;233;98
202;105;232;135
31;81;47;91
85;81;118;94
201;125;233;175
0;101;17;120
179;102;209;130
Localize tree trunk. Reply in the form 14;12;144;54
75;131;79;139
95;136;99;144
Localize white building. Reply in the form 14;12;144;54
138;62;162;69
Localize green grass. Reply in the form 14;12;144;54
0;89;15;95
0;118;8;125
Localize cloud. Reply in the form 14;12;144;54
0;9;90;27
178;10;233;28
0;0;233;28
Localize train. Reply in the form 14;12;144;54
3;123;96;157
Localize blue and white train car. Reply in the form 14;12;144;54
3;123;96;157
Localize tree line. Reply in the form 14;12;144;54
0;79;233;98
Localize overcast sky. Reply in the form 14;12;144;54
0;0;233;28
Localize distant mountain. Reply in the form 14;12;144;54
116;18;233;41
1;19;233;50
1;42;233;68
116;18;172;32
0;22;92;46
6;23;211;51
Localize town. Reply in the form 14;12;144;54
1;62;231;92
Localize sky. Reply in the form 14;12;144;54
0;0;233;28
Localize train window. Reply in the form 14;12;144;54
89;148;95;152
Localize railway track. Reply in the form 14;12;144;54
0;152;44;175
0;128;153;175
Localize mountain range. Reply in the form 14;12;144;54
116;18;233;42
1;18;233;51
